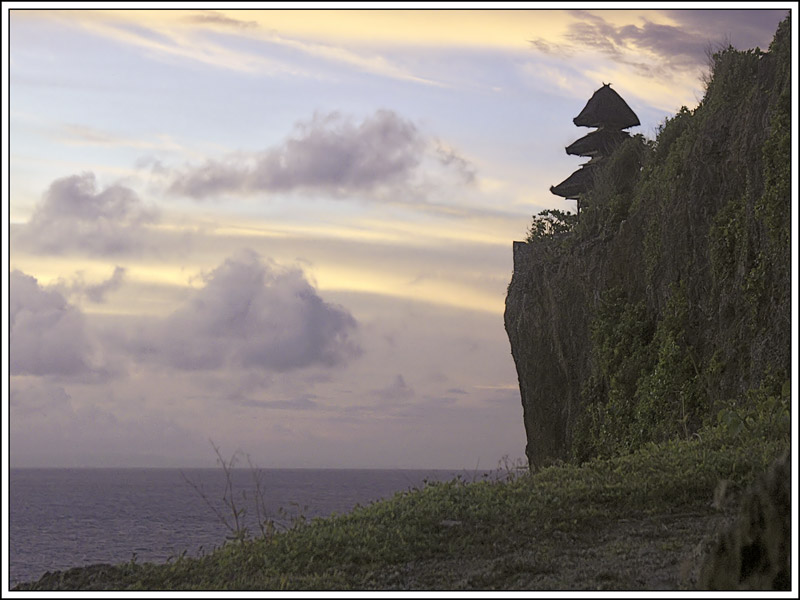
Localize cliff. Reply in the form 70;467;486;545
505;17;791;469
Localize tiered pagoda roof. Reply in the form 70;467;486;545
572;84;640;129
565;128;631;158
550;84;639;206
549;166;596;199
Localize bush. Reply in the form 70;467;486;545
525;209;578;242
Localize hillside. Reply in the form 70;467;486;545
11;426;790;590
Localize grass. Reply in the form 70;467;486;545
13;415;788;591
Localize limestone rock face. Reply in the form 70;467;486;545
505;221;642;468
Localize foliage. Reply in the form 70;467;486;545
631;282;705;442
702;46;763;109
577;134;650;235
715;377;790;446
525;209;578;242
652;106;693;162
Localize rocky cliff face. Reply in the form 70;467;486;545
505;17;791;469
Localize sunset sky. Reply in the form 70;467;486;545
4;5;791;469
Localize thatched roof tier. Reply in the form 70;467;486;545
566;128;630;157
573;84;640;129
550;166;596;199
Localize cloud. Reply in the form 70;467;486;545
53;266;128;304
374;374;415;402
57;10;439;83
15;172;158;255
168;110;474;201
664;9;788;51
434;141;477;185
529;10;782;79
10;379;205;468
233;394;320;411
10;380;73;418
184;10;258;29
10;270;95;376
263;33;447;87
55;124;184;152
85;267;128;303
528;38;575;57
447;387;469;395
152;249;361;372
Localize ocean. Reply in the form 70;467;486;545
9;467;472;587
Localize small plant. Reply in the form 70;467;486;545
244;454;279;539
496;454;529;481
182;441;277;544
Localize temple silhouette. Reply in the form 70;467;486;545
550;84;640;214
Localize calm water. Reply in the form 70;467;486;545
9;467;471;586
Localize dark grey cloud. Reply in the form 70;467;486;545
16;172;158;255
573;12;705;72
10;270;94;376
434;141;477;185
233;394;320;410
664;9;787;51
531;9;786;78
528;38;574;57
168;110;473;200
447;387;469;395
153;249;361;372
186;10;258;29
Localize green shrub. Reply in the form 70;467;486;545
525;209;578;242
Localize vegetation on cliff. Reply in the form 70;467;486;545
507;16;791;466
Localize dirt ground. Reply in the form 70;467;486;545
364;509;737;591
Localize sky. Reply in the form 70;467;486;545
3;4;792;470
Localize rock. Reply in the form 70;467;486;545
439;519;462;528
699;451;791;590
